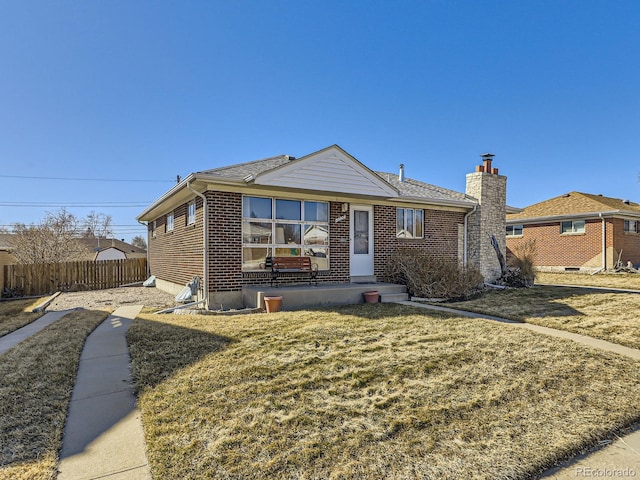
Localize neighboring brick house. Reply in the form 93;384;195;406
137;145;509;309
77;238;147;261
506;191;640;272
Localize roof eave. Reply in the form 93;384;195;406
390;195;477;209
506;205;523;214
506;210;632;224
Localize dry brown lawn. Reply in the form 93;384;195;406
128;304;640;480
0;309;108;480
536;271;640;290
449;285;640;350
0;297;45;337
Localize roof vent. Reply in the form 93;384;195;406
399;164;405;182
286;155;296;161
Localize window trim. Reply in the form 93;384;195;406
506;224;523;237
396;207;424;239
242;196;330;272
166;211;174;233
624;219;639;234
187;200;196;226
560;219;585;235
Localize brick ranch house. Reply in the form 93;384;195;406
137;145;510;309
506;191;640;272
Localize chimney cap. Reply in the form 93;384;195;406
480;153;495;159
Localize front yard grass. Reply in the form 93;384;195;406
536;271;640;290
128;304;640;479
0;309;108;480
0;297;45;337
448;286;640;350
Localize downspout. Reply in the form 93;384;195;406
463;203;478;267
137;219;150;278
600;212;606;271
187;182;209;310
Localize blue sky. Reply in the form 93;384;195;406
1;1;639;241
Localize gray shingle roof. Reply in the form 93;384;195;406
376;171;472;203
197;155;292;179
197;155;471;204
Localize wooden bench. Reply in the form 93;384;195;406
265;256;318;287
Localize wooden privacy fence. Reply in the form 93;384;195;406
3;258;148;297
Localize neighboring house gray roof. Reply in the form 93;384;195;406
77;238;147;256
0;233;14;251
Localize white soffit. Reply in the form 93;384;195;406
253;146;398;198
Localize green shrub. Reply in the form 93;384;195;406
385;249;484;300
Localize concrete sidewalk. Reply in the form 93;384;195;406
399;300;640;477
0;309;74;356
57;305;151;480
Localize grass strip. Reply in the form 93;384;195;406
536;272;640;290
129;304;640;479
448;286;640;350
0;298;45;337
0;309;108;480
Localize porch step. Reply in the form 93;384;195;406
380;292;409;303
242;282;407;310
350;275;377;283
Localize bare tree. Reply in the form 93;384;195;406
11;208;87;264
131;235;147;251
83;211;113;247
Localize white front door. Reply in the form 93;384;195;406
350;205;374;277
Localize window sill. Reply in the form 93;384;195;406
560;232;585;236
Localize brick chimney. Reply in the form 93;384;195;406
465;153;507;282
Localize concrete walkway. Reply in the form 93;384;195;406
0;309;74;356
399;300;640;477
57;305;151;480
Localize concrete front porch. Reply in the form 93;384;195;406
242;282;408;311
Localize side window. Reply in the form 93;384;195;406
166;211;174;232
187;200;196;225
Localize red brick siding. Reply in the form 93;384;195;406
613;218;640;266
240;200;351;287
207;191;244;291
374;206;464;281
151;191;466;293
148;197;204;285
506;219;607;267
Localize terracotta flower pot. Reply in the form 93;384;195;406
363;291;379;303
264;295;283;313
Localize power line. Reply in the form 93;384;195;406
0;174;174;183
0;202;149;207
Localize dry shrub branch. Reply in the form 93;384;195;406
501;239;537;287
385;248;483;299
